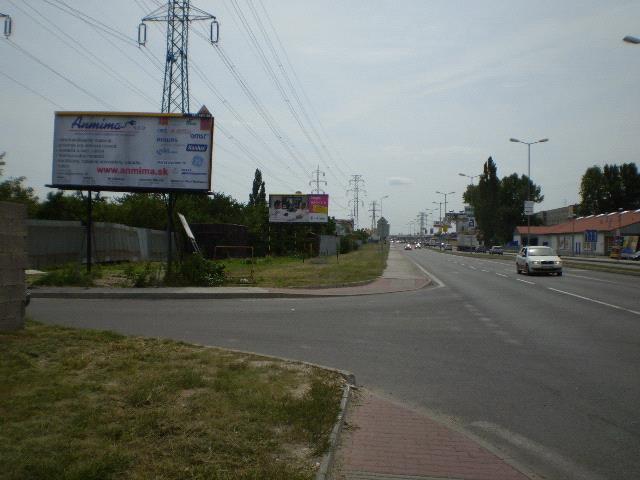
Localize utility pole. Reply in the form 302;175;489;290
309;165;327;194
369;201;378;232
139;1;219;273
347;175;366;229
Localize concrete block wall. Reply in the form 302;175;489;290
26;219;171;268
0;201;27;331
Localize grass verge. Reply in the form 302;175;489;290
0;321;343;480
221;243;389;287
29;243;390;288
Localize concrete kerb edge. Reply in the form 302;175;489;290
184;342;356;479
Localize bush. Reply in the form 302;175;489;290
339;236;360;254
165;254;225;287
124;262;162;287
32;263;99;287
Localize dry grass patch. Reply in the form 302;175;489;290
0;321;344;480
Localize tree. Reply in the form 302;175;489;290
248;169;266;207
578;162;640;215
464;157;543;245
497;173;543;244
0;176;39;217
473;157;501;245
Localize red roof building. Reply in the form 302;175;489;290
514;209;640;256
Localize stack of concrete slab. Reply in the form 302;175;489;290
0;201;27;330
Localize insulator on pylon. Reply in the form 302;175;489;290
3;16;12;38
210;19;219;44
137;22;147;46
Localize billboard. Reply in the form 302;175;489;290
50;112;214;192
269;194;328;223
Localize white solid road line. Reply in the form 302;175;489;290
405;256;446;288
547;287;640;316
516;279;535;285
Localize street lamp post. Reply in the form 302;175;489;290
436;191;455;226
569;213;577;256
623;35;640;44
510;137;549;246
458;172;480;185
379;195;389;218
432;201;443;224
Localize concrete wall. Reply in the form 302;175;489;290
0;202;27;331
27;220;170;269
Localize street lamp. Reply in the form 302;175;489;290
458;172;480;185
1;13;11;38
432;201;443;224
436;191;455;225
510;137;549;246
379;195;389;217
568;213;577;256
623;35;640;44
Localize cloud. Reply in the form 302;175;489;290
387;177;414;186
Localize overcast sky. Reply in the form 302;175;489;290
1;0;639;234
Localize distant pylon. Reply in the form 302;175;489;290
309;165;327;194
347;175;366;229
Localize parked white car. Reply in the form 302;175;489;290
516;246;563;276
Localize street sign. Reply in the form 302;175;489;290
524;201;534;216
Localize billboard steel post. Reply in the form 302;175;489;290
86;190;93;274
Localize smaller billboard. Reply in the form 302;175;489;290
524;201;534;216
269;194;328;223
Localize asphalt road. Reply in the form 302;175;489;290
29;247;640;480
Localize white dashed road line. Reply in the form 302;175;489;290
547;287;640;316
496;273;508;278
516;279;536;285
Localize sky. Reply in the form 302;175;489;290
1;0;639;234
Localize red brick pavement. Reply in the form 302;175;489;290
335;390;530;480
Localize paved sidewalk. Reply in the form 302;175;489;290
30;247;429;299
333;390;530;480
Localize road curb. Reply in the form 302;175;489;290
316;382;352;480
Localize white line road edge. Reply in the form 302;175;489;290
405;255;446;288
547;287;640;316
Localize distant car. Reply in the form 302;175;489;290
489;246;503;255
404;244;412;251
475;245;487;253
620;250;640;261
415;243;422;249
516;246;562;276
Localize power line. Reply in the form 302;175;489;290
0;70;64;108
3;40;114;108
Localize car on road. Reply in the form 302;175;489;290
516;246;562;276
489;246;504;255
620;249;640;261
404;244;412;251
474;245;487;253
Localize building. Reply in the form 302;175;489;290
533;205;578;226
514;209;640;256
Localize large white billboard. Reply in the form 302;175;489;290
51;112;213;192
269;194;329;223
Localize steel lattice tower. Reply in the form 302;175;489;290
139;1;218;114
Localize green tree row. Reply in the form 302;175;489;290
578;163;640;215
463;157;543;246
0;168;338;257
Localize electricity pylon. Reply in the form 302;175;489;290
139;1;219;114
309;165;327;194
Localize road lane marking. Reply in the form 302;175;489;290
405;256;446;288
563;273;621;285
481;269;489;272
496;273;508;278
547;287;640;316
469;421;606;480
469;266;477;270
516;279;535;285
